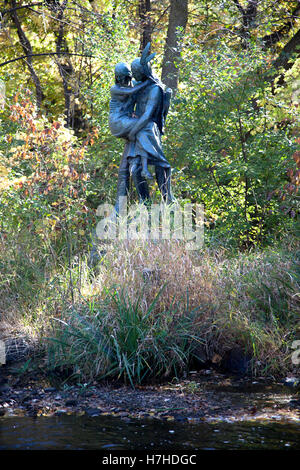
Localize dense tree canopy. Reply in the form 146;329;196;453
0;0;299;247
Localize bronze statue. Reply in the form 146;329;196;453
109;43;174;213
109;64;154;180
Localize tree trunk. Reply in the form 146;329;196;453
233;0;300;51
10;0;44;109
272;28;300;72
139;0;152;52
267;28;300;90
54;0;82;129
261;2;300;49
161;0;188;93
232;0;259;47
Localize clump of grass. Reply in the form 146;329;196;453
212;247;299;375
47;285;204;386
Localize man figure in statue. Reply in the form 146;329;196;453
113;44;174;214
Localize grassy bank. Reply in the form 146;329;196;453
0;228;299;385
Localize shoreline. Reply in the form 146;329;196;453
1;361;299;424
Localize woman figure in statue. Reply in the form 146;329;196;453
109;62;170;180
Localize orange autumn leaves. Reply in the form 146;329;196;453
1;94;98;236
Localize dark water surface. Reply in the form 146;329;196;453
0;415;299;450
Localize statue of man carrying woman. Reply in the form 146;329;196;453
109;43;174;213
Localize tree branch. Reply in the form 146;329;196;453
232;0;245;16
9;0;44;108
1;2;44;17
0;52;93;68
261;2;300;49
232;0;259;46
272;27;300;72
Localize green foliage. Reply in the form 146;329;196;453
166;40;299;247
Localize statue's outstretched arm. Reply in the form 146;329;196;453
128;86;160;140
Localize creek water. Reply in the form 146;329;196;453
0;414;300;450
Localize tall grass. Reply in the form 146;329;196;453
1;232;299;383
48;286;204;385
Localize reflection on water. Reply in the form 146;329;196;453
0;415;299;450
